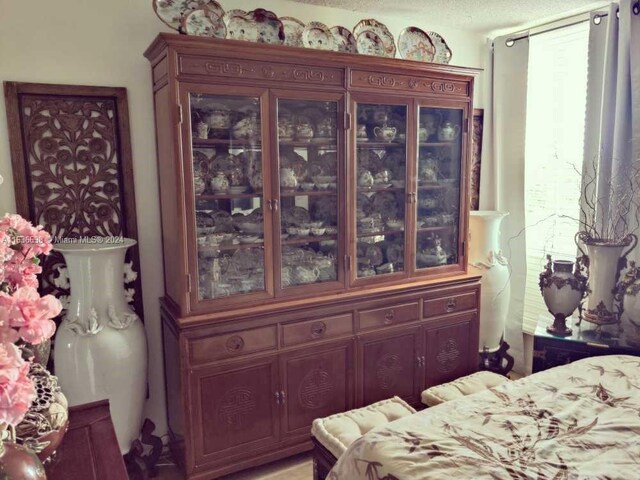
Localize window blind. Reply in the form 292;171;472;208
522;22;589;334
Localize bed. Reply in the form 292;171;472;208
329;355;640;479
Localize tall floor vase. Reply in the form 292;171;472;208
53;239;147;453
469;211;511;353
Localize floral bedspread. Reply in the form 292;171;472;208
329;355;640;480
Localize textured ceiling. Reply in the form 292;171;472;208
289;0;606;33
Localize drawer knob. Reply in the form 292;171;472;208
445;298;457;312
310;321;327;338
226;335;245;352
384;310;395;324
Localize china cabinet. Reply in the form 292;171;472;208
146;33;480;479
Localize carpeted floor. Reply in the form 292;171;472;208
157;452;313;480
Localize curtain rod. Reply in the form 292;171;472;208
505;1;640;47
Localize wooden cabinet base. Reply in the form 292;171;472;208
163;275;480;479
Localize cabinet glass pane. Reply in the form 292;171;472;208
415;107;462;269
277;99;339;288
355;103;407;278
189;93;267;300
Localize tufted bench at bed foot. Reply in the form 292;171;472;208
310;396;416;480
421;370;510;407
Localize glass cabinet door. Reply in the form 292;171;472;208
415;106;464;270
354;103;408;279
276;98;341;289
188;92;269;301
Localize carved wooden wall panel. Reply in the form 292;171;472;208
179;55;344;87
470;108;484;210
4;82;143;321
350;70;468;96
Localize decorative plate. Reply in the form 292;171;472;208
280;151;307;181
398;27;436;62
330;26;357;53
182;8;226;38
153;0;223;31
353;19;396;57
357;193;372;215
386;242;404;264
223;8;284;44
357;243;383;267
193;151;211;194
281;16;305;48
358;150;384;173
302;21;336;51
311;196;337;224
427;31;452;64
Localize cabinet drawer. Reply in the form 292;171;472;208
423;291;477;318
358;302;419;331
281;314;353;347
189;326;277;364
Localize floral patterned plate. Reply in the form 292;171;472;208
153;0;223;31
223;8;284;44
398;27;435;62
427;31;452;64
302;21;336;51
330;26;357;53
182;8;226;38
371;191;400;219
281;16;305;48
282;206;310;226
353;19;396;57
311;196;337;224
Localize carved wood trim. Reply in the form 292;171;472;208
350;70;468;96
3;82;144;322
179;55;344;86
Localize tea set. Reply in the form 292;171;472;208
416;235;449;267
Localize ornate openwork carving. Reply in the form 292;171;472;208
298;368;333;410
367;74;398;87
430;81;456;93
436;338;461;373
351;70;468;96
4;83;143;322
376;353;402;390
218;387;256;430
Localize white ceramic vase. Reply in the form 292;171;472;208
621;261;640;346
576;232;637;333
53;238;147;453
469;211;511;353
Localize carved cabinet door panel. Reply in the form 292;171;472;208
357;326;422;406
424;313;476;388
280;341;354;438
191;356;280;467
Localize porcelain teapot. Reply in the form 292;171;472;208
280;167;298;190
296;123;315;142
232;112;260;140
373;125;397;143
358;170;374;188
208;108;231;129
210;172;230;193
419;154;439;182
437;121;460;141
316;116;336;138
294;265;320;284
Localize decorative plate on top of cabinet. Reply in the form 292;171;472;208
182;8;226;38
353;19;396;57
329;26;357;53
153;0;223;31
223;8;284;44
427;31;453;64
302;21;336;51
398;27;436;62
281;16;305;48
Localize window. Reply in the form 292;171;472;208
522;22;590;334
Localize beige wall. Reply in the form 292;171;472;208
0;0;485;437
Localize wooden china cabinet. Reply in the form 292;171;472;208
145;33;481;479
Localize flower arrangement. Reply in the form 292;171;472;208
0;214;62;434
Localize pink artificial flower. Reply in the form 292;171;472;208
0;343;36;427
6;288;60;345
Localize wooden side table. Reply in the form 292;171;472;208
46;400;128;480
533;315;640;373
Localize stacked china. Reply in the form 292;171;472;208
539;255;587;336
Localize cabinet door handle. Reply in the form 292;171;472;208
275;391;281;404
421;356;426;367
273;199;279;212
280;391;287;404
445;298;457;312
384;310;395;324
267;199;273;211
310;321;327;338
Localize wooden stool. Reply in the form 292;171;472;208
421;370;510;407
310;396;416;480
